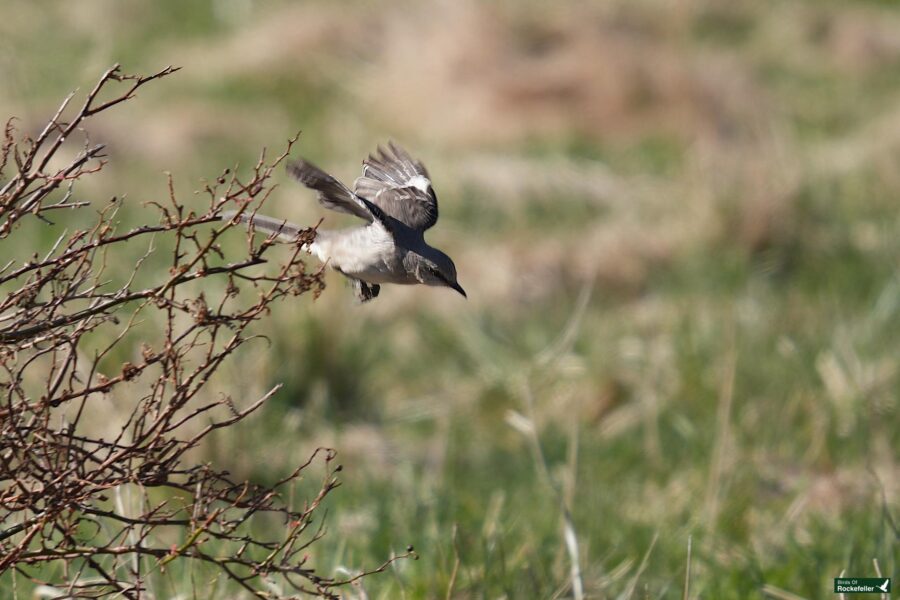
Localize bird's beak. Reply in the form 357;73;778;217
451;282;467;298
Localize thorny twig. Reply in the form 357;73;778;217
0;65;390;599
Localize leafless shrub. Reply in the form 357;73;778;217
0;65;409;598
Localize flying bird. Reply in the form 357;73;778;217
222;142;465;302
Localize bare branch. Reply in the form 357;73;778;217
0;65;392;599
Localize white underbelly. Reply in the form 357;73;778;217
310;225;407;284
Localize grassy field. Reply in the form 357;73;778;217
2;0;899;598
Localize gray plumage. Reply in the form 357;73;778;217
221;142;465;303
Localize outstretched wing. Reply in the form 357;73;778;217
287;159;394;231
354;142;438;231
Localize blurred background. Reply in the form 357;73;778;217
2;0;899;597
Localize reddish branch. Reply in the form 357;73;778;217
0;65;406;598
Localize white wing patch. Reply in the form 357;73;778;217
407;175;432;194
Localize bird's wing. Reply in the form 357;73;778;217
354;141;438;231
287;159;394;231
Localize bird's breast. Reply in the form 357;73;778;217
315;225;409;284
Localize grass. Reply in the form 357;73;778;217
2;0;899;598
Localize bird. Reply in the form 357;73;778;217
221;142;465;303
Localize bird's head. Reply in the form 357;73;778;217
417;250;466;298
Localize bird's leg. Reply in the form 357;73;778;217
348;278;380;303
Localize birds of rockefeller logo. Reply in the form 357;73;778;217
833;577;891;594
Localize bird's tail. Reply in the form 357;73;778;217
219;210;312;248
